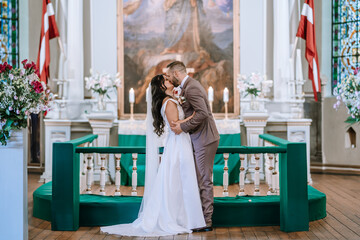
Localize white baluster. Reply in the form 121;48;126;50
114;154;121;196
223;153;229;196
99;154;106;196
238;154;246;196
273;154;280;195
85;154;93;194
131;153;138;196
254;154;260;196
267;154;274;195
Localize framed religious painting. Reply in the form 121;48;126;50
117;0;239;119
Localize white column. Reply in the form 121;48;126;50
64;0;84;101
87;112;114;183
273;0;290;101
287;119;313;184
240;0;266;75
0;129;28;240
242;112;269;182
90;0;117;100
41;120;71;183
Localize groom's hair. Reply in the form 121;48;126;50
167;61;186;74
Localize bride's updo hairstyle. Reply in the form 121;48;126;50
151;74;168;136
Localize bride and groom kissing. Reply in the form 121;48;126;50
101;61;220;237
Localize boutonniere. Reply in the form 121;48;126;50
178;96;186;105
173;86;181;99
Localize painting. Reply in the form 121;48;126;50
117;0;239;117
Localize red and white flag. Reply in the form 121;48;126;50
37;0;59;84
296;0;321;101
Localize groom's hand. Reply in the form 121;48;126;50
171;121;183;135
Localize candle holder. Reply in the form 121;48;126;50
224;102;228;119
130;103;134;120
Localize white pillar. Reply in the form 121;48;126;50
41;120;71;183
0;129;28;240
242;112;269;182
273;0;290;101
240;0;266;75
90;0;117;100
287;119;313;184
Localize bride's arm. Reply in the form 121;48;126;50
177;111;195;124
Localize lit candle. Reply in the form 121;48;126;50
223;87;229;103
208;86;214;102
129;88;135;103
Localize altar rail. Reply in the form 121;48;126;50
51;134;308;232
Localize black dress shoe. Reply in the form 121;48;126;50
192;225;213;232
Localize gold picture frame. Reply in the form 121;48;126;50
117;0;239;119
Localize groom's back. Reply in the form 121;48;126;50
181;77;220;147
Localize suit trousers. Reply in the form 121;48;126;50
193;139;219;225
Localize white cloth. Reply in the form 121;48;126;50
101;98;205;236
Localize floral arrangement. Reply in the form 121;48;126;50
333;70;360;123
85;69;122;98
237;73;262;97
0;60;54;145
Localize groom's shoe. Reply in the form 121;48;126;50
192;223;213;232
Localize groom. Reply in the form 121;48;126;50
167;61;220;232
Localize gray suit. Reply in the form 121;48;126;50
180;77;220;225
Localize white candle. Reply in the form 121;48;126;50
208;86;214;102
145;87;149;102
223;87;229;103
129;88;135;103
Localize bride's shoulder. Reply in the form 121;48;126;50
162;97;171;105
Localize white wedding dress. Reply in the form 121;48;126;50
101;98;205;237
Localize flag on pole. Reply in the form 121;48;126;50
296;0;321;101
37;0;59;84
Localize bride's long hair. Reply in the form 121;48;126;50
151;74;169;136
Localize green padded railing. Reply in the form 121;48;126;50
260;133;309;232
52;134;308;232
51;134;98;231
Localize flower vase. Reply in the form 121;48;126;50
250;95;260;111
98;94;106;111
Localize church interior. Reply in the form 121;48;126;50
1;0;360;239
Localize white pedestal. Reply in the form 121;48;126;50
87;111;115;183
287;119;312;184
0;129;28;240
41;120;71;183
242;111;269;182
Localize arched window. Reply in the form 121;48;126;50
332;0;360;90
0;0;19;67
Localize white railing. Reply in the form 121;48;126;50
78;150;280;197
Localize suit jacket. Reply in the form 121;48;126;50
180;77;220;147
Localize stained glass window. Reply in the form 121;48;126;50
0;0;19;67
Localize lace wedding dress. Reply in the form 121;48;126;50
101;98;205;236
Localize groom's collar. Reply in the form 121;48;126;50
180;75;189;89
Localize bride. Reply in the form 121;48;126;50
101;74;205;236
